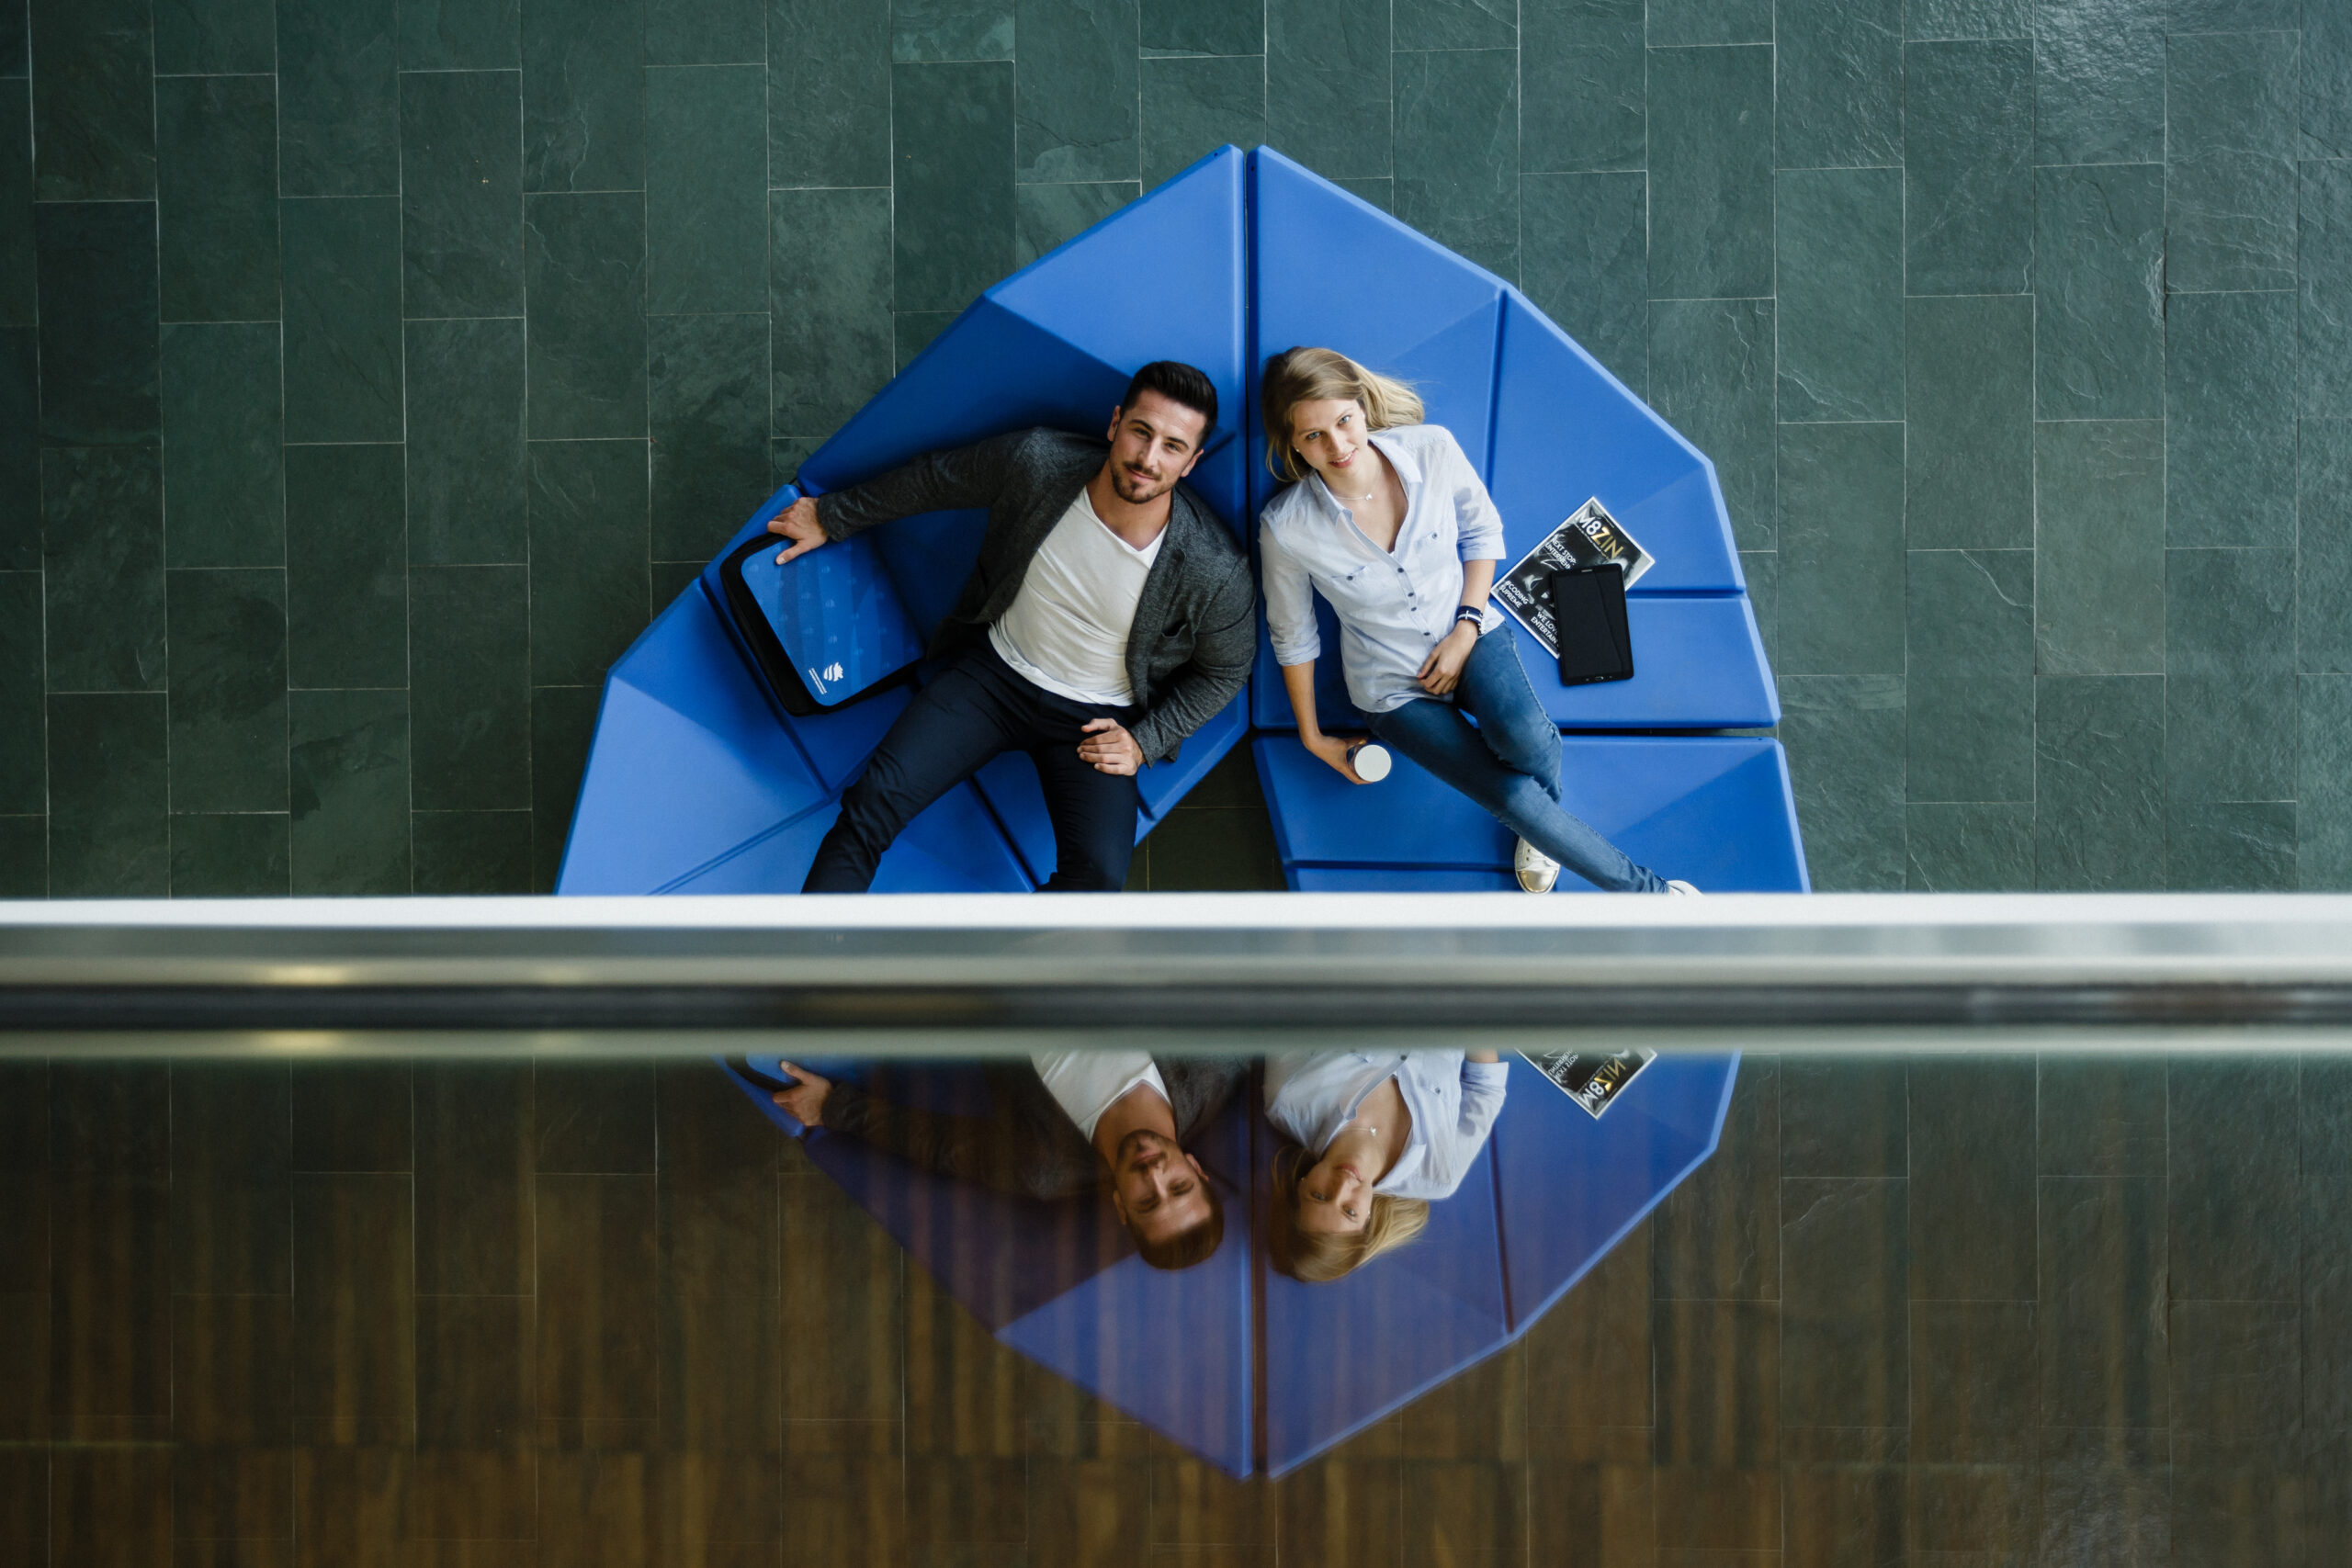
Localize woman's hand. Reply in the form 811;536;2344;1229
1417;621;1481;694
1303;730;1369;784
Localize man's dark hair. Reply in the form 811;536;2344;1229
1133;1179;1225;1271
1123;360;1218;433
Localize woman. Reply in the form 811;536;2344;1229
1257;346;1696;895
1264;1048;1509;1282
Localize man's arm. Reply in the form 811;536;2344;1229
788;1063;1096;1200
1126;560;1258;765
769;431;1033;561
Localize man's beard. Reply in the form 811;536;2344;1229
1114;465;1170;503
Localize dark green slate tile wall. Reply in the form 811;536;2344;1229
7;0;2351;895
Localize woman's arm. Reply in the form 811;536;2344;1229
1416;557;1498;695
1281;660;1366;783
1263;527;1368;783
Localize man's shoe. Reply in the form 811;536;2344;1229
1665;879;1703;896
1514;839;1560;894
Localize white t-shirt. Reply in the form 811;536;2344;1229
1031;1049;1170;1143
989;487;1164;705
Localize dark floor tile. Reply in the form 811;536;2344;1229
288;1062;413;1172
406;315;527;566
401;0;520;69
401;67;524;318
770;186;891;435
1398;1344;1525;1465
1904;39;2031;297
2033;0;2162;166
1013;180;1136;267
172;1293;294;1444
1400;1460;1525;1561
778;1166;903;1423
1143;0;1259;54
1651;1463;1781;1552
898;61;1017;310
28;0;154;200
2168;1055;2298;1302
418;1293;535;1450
49;1058;165;1175
537;1172;659;1427
525;192;648;438
52;1450;172;1566
1655;1055;1779;1302
892;0;1012;62
1777;423;1905;676
1148;1447;1275;1546
291;1446;410;1568
1777;0;1901;168
285;443;407;689
2307;162;2352;419
2167;31;2298;295
2308;426;2352;669
1526;1455;1648;1565
1907;1055;2036;1300
1648;298;1775;550
768;0;890;188
1526;1220;1651;1441
409;564;528;810
413;809;533;893
155;74;279;323
171;1443;294;1550
280;195;403;443
1781;1057;1905;1179
2039;1176;2167;1430
49;1169;170;1438
529;682;597;891
535;1062;656;1175
2166;547;2297;804
646;0;760;62
2033;675;2165;890
1521;170;1645;395
655;1061;776;1276
527;440;648;686
167;568;288;813
522;0;643;190
42;443;164;692
1781;1179;1908;1432
2037;1433;2172;1566
650;312;769;562
1785;1464;1905;1568
1393;47;1516;281
659;1284;782;1451
0;1292;42;1438
154;0;277;73
1778;674;1907;890
2166;289;2297;551
162;322;284;569
1655;1299;1779;1470
46;692;168;897
277;0;399;195
0;332;31;568
1265;0;1387;186
170;1061;291;1294
2034;164;2165;423
288;688;412;894
1016;0;1137;186
2172;1433;2312;1568
1521;0;1640;175
171;811;290;896
0;1160;44;1289
35;200;160;445
2038;1054;2165;1177
1645;43;1772;301
2170;1299;2300;1443
0;816;43;897
408;1447;537;1544
1911;1301;2036;1464
416;1061;535;1296
1136;806;1282;890
2303;1055;2352;1430
0;85;27;329
646;62;766;313
291;1172;416;1444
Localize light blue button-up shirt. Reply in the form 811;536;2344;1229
1261;1049;1511;1201
1258;423;1507;715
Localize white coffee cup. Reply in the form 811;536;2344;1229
1348;740;1392;783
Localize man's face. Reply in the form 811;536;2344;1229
1106;1128;1212;1247
1102;389;1209;505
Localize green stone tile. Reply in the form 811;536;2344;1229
1904;40;2031;296
1742;548;1778;670
2166;547;2295;803
1394;0;1511;49
769;0;890;187
1176;742;1270;811
1777;674;1906;890
1905;296;2031;551
1645;45;1773;301
524;192;647;438
1521;172;1646;399
277;0;399;197
647;0;763;63
894;310;956;371
2167;152;2298;295
2033;164;2163;422
1016;0;1138;184
47;692;168;895
288;687;411;894
2169;0;2291;26
409;564;529;810
526;442;648;686
2170;30;2296;159
649;557;704;614
1775;0;1903;170
2035;674;2164;889
401;68;525;318
770;434;822;489
530;683;600;890
1;80;31;326
2312;1;2352;160
280;196;403;444
0;816;43;897
0;570;42;810
165;568;288;813
0;0;18;74
1777;422;1905;676
1907;548;2032;674
2301;675;2352;886
1393;49;1517;281
28;0;153;199
523;0;644;192
2032;0;2162;166
155;75;279;323
646;64;767;314
285;444;407;688
895;62;1016;310
769;186;890;435
2165;291;2295;550
893;0;1011;61
1142;0;1258;54
650;313;770;561
1266;0;1387;182
1649;0;1770;44
2303;419;2352;673
1139;54;1262;191
42;445;164;693
34;200;160;446
406;316;527;565
155;0;277;73
1648;298;1774;549
1775;168;1902;423
170;813;290;896
1906;0;2028;36
1136;807;1283;891
413;809;532;892
1906;803;2034;890
0;328;37;568
1013;181;1136;265
2166;801;2295;893
2301;162;2352;417
399;0;519;69
1909;673;2033;802
1335;175;1390;212
1521;0;1641;174
2033;420;2163;675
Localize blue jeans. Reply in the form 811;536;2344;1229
1366;630;1666;893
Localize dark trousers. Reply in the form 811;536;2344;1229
804;641;1144;892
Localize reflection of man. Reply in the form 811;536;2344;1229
772;1052;1243;1270
766;362;1255;892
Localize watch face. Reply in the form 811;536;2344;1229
738;534;924;706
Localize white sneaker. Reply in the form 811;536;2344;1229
1514;839;1560;894
1665;879;1703;896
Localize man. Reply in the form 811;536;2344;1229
770;361;1254;891
769;1052;1243;1270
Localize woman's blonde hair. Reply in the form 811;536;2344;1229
1260;346;1425;483
1266;1143;1430;1283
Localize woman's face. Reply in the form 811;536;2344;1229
1287;398;1371;490
1295;1150;1373;1235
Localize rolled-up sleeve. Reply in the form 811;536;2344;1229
1260;522;1322;667
1443;431;1507;563
1455;1059;1510;1151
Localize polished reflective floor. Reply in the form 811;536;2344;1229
4;1049;2339;1565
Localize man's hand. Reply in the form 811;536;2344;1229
1303;730;1368;784
771;1061;832;1128
765;497;829;564
1417;622;1479;695
1078;718;1143;776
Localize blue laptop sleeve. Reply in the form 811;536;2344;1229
720;530;926;716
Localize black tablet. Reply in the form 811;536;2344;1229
1547;566;1634;685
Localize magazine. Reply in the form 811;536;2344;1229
1520;1047;1657;1119
1495;498;1653;658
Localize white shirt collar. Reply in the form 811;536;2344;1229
1307;428;1423;514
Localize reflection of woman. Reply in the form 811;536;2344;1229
1258;346;1694;895
1264;1049;1510;1282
